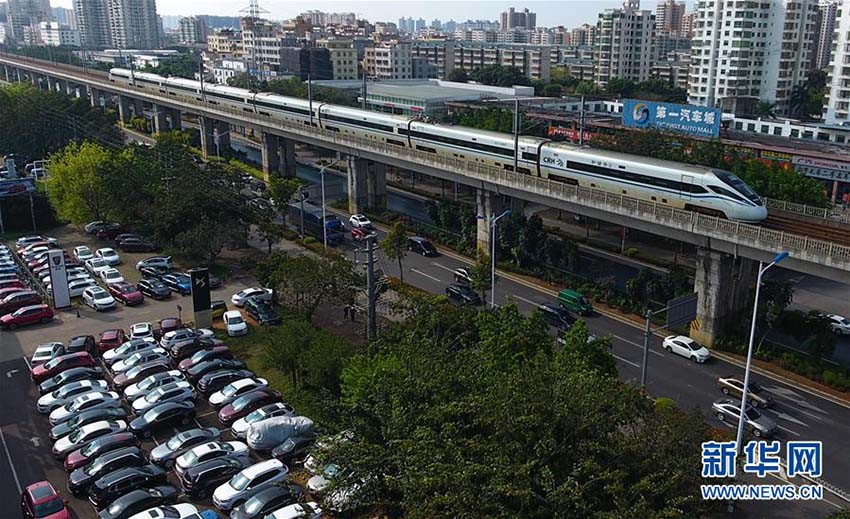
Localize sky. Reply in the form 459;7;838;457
50;1;682;29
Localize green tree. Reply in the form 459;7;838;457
45;142;117;224
753;100;778;119
382;221;409;284
543;83;563;97
255;215;286;254
555;319;616;377
142;53;198;79
447;68;469;83
468;252;492;303
606;78;637;97
825;509;850;519
268;177;302;217
469;64;531;87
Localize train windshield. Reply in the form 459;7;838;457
714;171;762;206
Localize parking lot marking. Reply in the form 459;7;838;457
5;369;19;379
195;411;217;419
432;263;458;274
193;419;203;429
21;356;31;372
0;427;22;493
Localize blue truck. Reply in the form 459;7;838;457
288;202;346;244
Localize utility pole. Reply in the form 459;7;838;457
365;234;377;340
578;95;586;146
361;66;367;110
298;186;306;238
513;98;520;173
308;73;313;127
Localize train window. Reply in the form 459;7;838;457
518;167;532;174
662;199;668;203
707;185;744;202
651;196;657;201
622;190;627;194
503;165;514;171
590;183;596;188
387;139;405;146
416;145;437;154
521;152;538;161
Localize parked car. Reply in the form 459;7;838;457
131;381;195;413
123;370;186;402
16;235;58;247
31;352;95;383
113;361;173;391
117;238;157;253
168;337;221;361
49;408;129;441
37;379;110;413
68;279;99;298
0;291;43;314
197;369;257;397
95;248;121;266
271;434;317;465
209;378;269;407
0;303;52;329
232;402;295;440
110;349;169;374
828;314;850;335
212;459;290;511
178;346;233;372
20;481;70;519
136;256;173;271
98;329;126;353
124;504;198;519
231;288;273;307
158;317;183;336
348;214;371;228
95;485;179;519
218;389;283;425
73;245;94;262
112;234;140;246
103;340;160;366
408;236;438;257
84;221;108;234
712;398;777;438
49;392;121;426
445;284;482;306
179;457;251;500
64;431;140;471
128;401;197;438
160;328;207;348
150;427;221;469
67;335;97;356
137;278;171;299
85;258;112;278
128;322;154;340
537;303;576;332
30;341;65;366
244;299;280;326
186;358;246;384
230;485;304;519
68;446;147;496
716;376;775;408
0;279;24;291
87;465;168;510
663;335;711;363
223;310;249;337
83;287;117;312
140;266;171;280
100;268;125;285
162;274;192;295
211;300;228;319
39;366;104;395
105;282;143;306
94;225;124;241
175;441;251;477
264;503;323;519
53;420;128;459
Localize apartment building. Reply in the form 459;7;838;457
107;0;160;49
500;7;536;31
317;38;358;79
364;41;413;79
410;40;555;81
178;16;206;44
651;50;690;90
74;0;111;48
206;28;242;57
570;23;597;47
594;0;655;88
824;2;850;124
655;0;686;35
812;0;839;71
39;21;81;46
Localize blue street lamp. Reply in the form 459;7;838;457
735;251;789;455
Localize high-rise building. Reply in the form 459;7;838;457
7;0;50;42
74;0;111;48
812;0;839;71
680;11;696;38
178;15;206;44
39;21;81;46
499;7;535;31
107;0;160;49
594;0;655;88
364;41;412;79
688;0;819;116
52;7;76;29
570;23;597;47
655;0;685;36
278;47;332;80
415;18;426;32
318;38;358;79
824;2;850;123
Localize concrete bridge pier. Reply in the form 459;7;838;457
2;66;9;82
347;156;369;215
46;76;57;91
199;117;230;158
367;161;387;210
260;132;296;181
117;95;131;125
15;68;23;82
476;189;505;255
131;98;144;118
89;87;101;108
168;109;182;131
691;248;758;347
152;104;168;134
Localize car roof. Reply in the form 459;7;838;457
25;481;58;503
241;458;283;478
223;310;242;318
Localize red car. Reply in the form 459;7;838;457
30;352;95;383
20;481;70;519
351;225;377;241
64;431;140;471
108;282;144;306
1;304;53;330
16;241;51;255
0;287;29;301
158;317;183;336
0;279;25;291
0;291;43;315
217;388;283;425
97;329;126;353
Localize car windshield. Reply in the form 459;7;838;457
246;409;265;422
745;408;761;420
119;286;134;294
94;292;110;301
91;260;105;267
223;384;242;397
43;357;61;369
77;248;91;255
166;433;188;450
232;394;257;411
230;473;250;490
244;495;265;513
145;390;163;403
226;316;243;325
32;497;64;518
713;170;762;205
69;428;87;442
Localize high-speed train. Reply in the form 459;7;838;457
109;68;767;223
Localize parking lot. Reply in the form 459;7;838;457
0;227;299;519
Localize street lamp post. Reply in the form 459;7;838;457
319;160;339;249
735;251;789;456
478;209;511;307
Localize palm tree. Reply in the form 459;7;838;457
753;100;778;119
789;85;808;119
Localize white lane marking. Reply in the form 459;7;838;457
613;334;664;357
432;263;458;274
510;294;540;307
0;427;22;493
410;268;441;283
777;425;801;437
22;356;31;372
612;354;640;368
6;370;19;379
768;410;809;428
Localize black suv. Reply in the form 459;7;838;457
69;447;146;496
537;303;576;332
179;457;251;499
408;236;438;257
137;278;171;300
245;298;280;326
197;369;256;396
271;434;317;465
88;465;167;509
67;335;97;356
445;284;482;306
96;485;178;519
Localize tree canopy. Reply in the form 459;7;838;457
469;65;531;87
227;74;358;106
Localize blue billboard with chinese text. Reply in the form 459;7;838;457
622;99;721;138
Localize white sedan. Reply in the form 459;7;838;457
67;279;99;298
100;268;125;285
85;258;111;277
223;311;248;337
73;246;94;263
209;378;269;407
349;214;372;228
131;381;195;413
129;322;154;340
126;504;198;519
828;314;850;335
82;286;116;311
662;335;711;363
95;248;121;266
231;287;273;307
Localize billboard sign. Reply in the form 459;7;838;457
190;268;211;311
622;99;721;138
0;178;36;198
47;250;71;308
792;155;850;182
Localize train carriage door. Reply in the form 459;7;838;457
680;174;694;199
